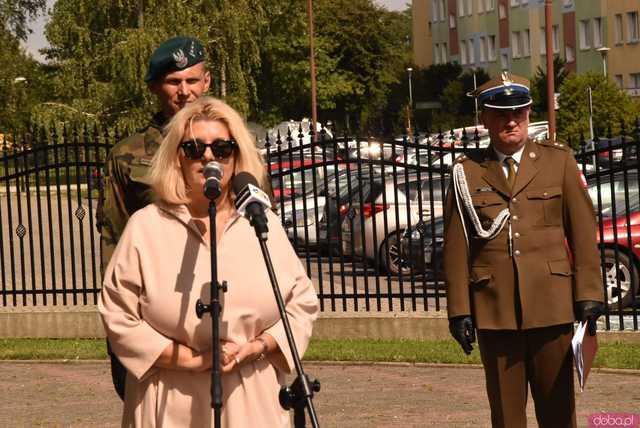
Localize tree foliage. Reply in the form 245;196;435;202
530;55;568;118
557;72;640;145
0;0;45;40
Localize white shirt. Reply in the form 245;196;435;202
494;145;525;179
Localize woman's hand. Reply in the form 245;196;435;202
221;336;273;373
154;341;212;372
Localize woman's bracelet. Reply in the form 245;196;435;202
253;336;269;360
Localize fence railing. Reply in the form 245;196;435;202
1;123;638;330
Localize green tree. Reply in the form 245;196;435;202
0;0;46;40
556;72;640;146
530;55;568;118
36;0;265;129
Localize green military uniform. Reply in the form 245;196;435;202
444;73;603;428
97;112;165;275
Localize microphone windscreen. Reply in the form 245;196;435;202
204;161;223;180
232;171;259;195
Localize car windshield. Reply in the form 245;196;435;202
588;172;639;218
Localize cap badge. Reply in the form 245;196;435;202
501;71;513;87
173;49;188;68
189;41;196;58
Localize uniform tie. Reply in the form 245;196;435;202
504;157;517;188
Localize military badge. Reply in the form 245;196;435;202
173;49;188;68
501;71;513;87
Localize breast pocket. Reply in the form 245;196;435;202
526;186;562;226
472;193;506;226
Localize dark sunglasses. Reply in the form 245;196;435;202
179;138;238;160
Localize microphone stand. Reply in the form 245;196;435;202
195;199;227;428
254;232;321;428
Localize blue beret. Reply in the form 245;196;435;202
144;36;205;82
470;72;532;110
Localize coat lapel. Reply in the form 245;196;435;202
512;139;541;197
481;148;511;197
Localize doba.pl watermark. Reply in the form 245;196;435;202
589;413;640;428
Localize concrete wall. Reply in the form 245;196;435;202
2;308;639;344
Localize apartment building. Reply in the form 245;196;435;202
412;0;640;97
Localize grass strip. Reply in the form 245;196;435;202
1;338;639;370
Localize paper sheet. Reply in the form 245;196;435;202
572;321;598;392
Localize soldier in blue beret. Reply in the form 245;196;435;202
446;72;604;427
96;36;210;401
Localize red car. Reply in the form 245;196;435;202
589;172;639;308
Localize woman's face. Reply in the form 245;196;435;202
178;119;236;204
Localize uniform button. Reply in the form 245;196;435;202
514;250;521;256
514;232;521;238
543;192;548;197
512;197;518;203
512;215;519;221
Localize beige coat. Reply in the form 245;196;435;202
444;139;603;330
98;202;319;427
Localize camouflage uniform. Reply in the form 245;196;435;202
97;112;166;275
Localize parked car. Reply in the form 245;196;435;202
400;216;445;278
340;173;447;275
589;171;640;308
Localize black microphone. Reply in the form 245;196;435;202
233;172;270;240
203;161;223;200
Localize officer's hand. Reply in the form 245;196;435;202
449;315;475;355
575;300;604;336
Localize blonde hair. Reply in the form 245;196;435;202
147;97;268;205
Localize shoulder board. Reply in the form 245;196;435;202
536;139;570;151
453;153;468;164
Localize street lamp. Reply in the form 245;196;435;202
597;46;610;77
406;67;413;107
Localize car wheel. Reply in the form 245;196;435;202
380;230;411;276
602;248;639;309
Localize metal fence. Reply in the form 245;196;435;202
0;123;638;330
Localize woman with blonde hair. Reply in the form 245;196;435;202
99;96;319;427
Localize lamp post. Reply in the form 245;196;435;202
406;67;413;107
597;46;610;78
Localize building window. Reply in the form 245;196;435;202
478;0;484;13
441;0;447;21
467;39;475;64
488;35;497;61
522;29;531;57
553;25;560;53
466;0;472;16
458;0;465;17
579;19;591;49
511;31;521;58
501;52;509;69
615;14;623;44
499;3;507;19
485;0;495;11
563;0;573;7
435;43;441;64
479;36;487;62
442;43;448;63
540;27;546;54
432;0;439;22
450;13;457;29
614;74;623;88
510;0;518;6
627;12;639;42
566;45;575;62
521;0;528;5
593;18;603;48
460;41;468;65
631;73;640;89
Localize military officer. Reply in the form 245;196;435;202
96;36;210;400
443;72;605;428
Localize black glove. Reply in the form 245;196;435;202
575;300;604;336
449;315;476;355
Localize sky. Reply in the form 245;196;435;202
23;0;410;62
